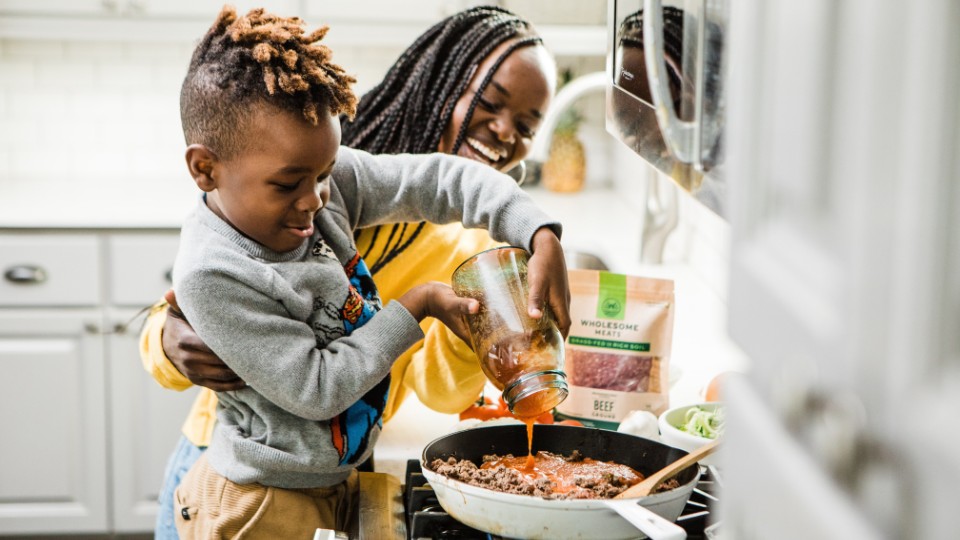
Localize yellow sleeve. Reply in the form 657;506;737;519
404;318;486;416
139;301;194;391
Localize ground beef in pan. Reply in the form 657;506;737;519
429;450;681;500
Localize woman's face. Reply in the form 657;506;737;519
438;41;555;173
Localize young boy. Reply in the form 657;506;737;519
171;6;569;537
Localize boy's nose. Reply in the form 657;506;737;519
298;190;323;213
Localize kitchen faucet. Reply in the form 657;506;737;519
527;71;679;264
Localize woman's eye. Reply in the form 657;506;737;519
273;182;298;192
477;96;499;113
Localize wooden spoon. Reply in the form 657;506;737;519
615;439;721;499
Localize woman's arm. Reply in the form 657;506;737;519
139;290;245;392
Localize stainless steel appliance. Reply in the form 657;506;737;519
606;0;727;216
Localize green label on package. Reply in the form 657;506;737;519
568;336;650;351
597;272;627;320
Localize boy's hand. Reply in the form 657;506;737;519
526;227;571;337
162;289;246;392
397;282;479;345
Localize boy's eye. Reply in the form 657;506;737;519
273;181;299;192
518;123;535;139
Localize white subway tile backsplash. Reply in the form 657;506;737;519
3;40;64;60
124;42;192;62
0;151;9;179
71;148;129;178
65;41;126;61
40;120;88;147
153;65;189;93
0;60;36;88
36;61;96;89
127;146;182;176
67;91;129;120
10;148;70;179
126;92;177;120
95;61;155;90
7;91;68;119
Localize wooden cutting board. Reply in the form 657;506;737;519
355;472;405;540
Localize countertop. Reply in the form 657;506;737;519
0;177;198;229
0;179;636;234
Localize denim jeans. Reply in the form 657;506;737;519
156;435;205;540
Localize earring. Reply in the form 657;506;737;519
507;160;527;186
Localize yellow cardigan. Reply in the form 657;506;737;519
140;221;497;447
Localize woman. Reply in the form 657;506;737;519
142;6;556;538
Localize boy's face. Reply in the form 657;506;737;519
438;42;555;174
200;106;341;253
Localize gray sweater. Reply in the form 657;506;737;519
173;147;559;488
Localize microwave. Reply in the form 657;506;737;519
606;0;728;216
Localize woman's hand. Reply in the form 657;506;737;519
526;227;571;336
397;282;479;345
162;289;246;391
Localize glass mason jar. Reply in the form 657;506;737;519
452;247;568;418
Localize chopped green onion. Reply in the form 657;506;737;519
677;406;724;439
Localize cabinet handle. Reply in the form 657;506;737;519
164;268;173;283
4;265;47;284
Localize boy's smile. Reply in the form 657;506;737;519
189;105;341;253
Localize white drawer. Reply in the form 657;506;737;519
107;234;180;307
0;234;101;307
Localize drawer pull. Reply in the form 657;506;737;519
4;265;47;284
164;268;173;283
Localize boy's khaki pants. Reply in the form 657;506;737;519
174;454;357;539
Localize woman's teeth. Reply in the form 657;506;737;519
467;137;504;163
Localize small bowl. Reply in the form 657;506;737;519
658;402;723;466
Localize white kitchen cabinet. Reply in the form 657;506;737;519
721;0;960;538
0;310;108;534
108;307;198;533
0;230;197;535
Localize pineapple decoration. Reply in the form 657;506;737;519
541;68;587;193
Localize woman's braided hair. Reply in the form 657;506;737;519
342;6;542;274
180;5;357;158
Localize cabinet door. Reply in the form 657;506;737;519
0;310;108;535
0;234;101;307
107;308;199;532
108;233;178;307
723;0;960;538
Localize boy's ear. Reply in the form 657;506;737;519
185;144;218;192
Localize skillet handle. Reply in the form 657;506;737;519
603;499;687;540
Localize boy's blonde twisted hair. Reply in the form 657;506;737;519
181;5;357;157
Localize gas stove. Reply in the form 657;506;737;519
401;459;721;540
